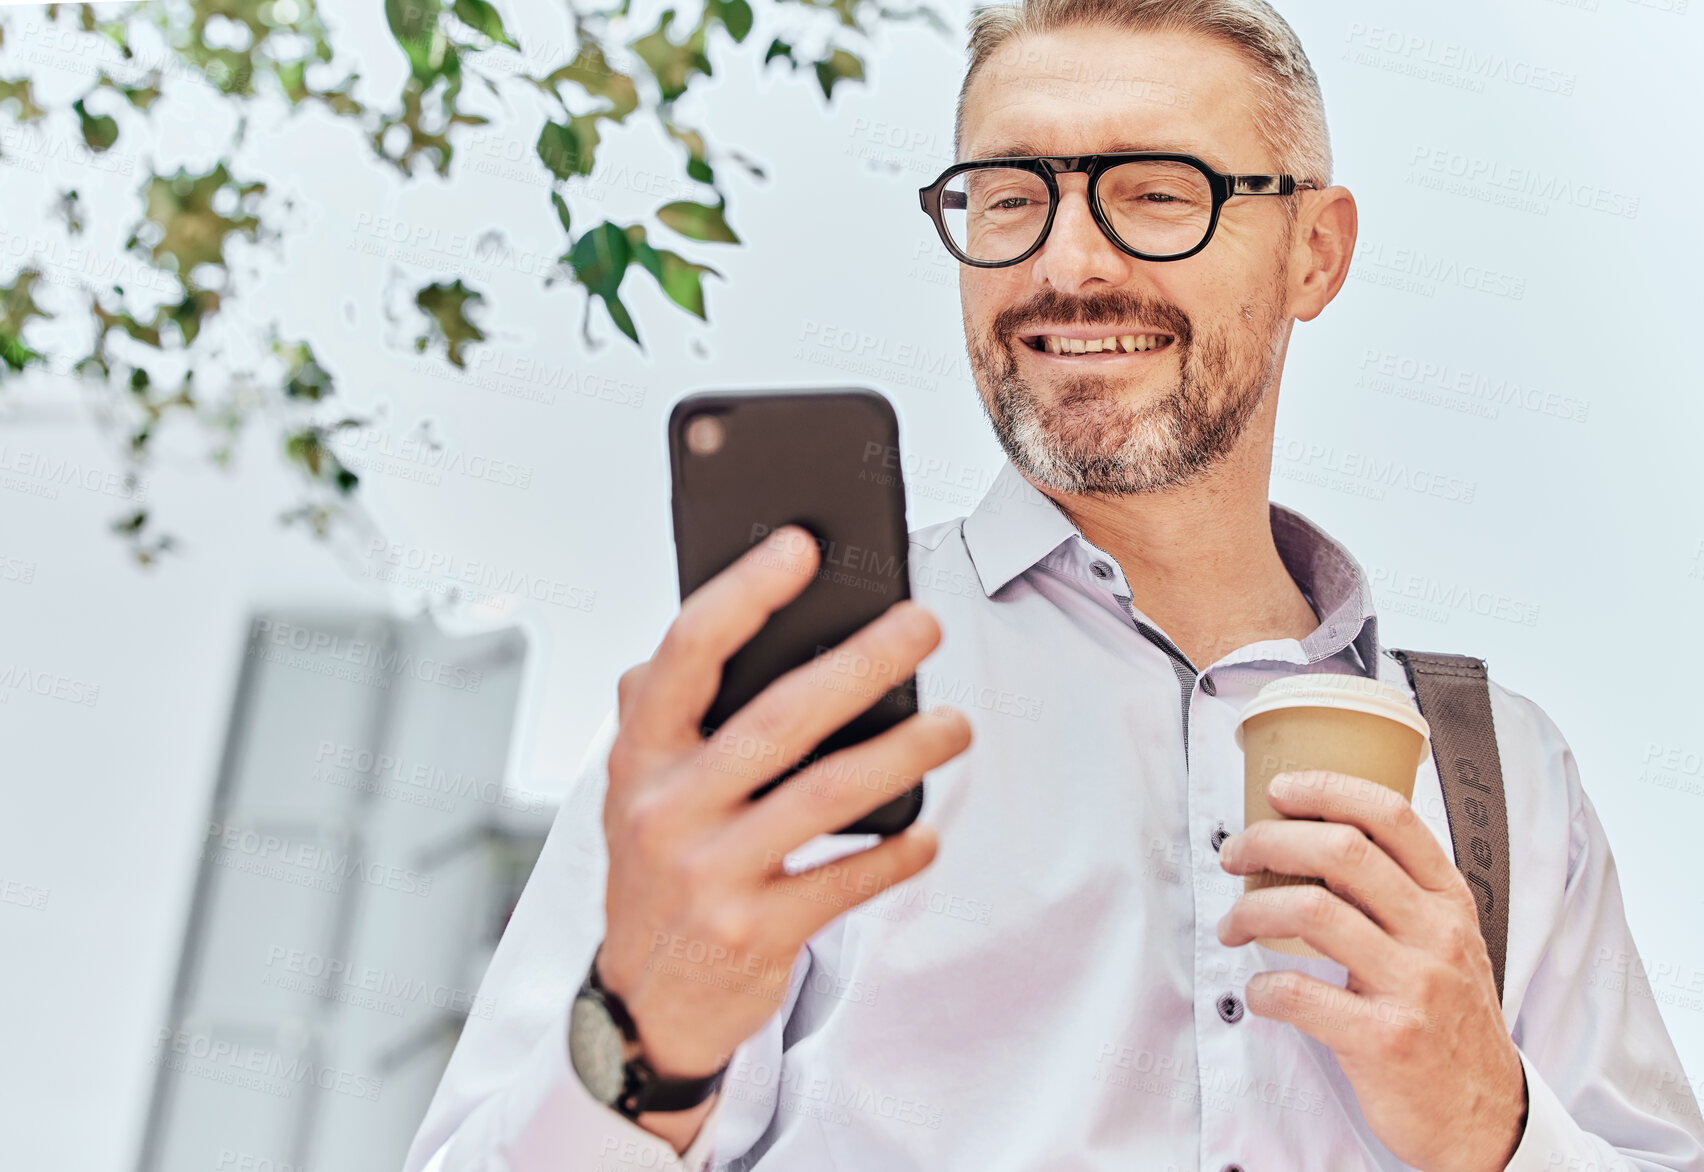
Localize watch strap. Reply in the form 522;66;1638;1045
615;1051;727;1119
580;952;727;1120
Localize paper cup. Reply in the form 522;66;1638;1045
1233;673;1430;959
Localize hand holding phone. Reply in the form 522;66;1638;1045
669;387;927;835
594;525;971;1145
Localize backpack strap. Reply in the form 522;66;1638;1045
1387;649;1511;1004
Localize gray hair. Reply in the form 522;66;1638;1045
955;0;1332;188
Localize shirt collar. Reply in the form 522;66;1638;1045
960;458;1381;676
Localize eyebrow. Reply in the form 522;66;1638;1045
966;140;1234;172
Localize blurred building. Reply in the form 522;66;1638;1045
136;612;553;1172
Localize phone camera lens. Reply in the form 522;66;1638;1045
685;413;726;456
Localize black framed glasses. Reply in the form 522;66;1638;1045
918;152;1318;267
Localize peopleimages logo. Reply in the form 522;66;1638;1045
1341;23;1578;96
202;821;433;898
312;740;547;814
1356;348;1590;424
152;1028;382;1102
1408;146;1640;220
262;946;495;1019
247;617;485;692
1270;433;1477;505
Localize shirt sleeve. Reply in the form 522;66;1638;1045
401;706;806;1172
1500;703;1704;1172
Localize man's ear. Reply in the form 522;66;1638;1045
1288;186;1358;324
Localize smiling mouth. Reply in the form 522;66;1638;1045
1021;331;1177;356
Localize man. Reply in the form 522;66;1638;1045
404;1;1704;1169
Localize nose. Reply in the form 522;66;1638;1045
1028;174;1137;293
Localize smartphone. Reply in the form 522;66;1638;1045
667;387;922;837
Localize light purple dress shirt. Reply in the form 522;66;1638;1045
404;458;1704;1172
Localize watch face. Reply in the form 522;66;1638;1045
568;995;628;1105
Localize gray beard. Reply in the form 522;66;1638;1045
967;289;1286;497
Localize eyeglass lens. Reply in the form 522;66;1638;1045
939;161;1213;263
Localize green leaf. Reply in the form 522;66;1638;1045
73;99;119;153
414;279;487;367
165;287;222;345
0;333;40;372
386;0;450;82
654;249;717;319
537;117;599;179
137;164;266;276
570;222;633;297
550;191;572;235
278;341;335;401
570;222;639;344
814;48;865;101
98;71;162;112
662;121;716;186
709;0;753;42
764;38;795;66
656;199;739;244
603;295;638;344
0;78;45;121
285;429;325;475
629;10;714;104
622;225;718;321
452;0;518;48
532;43;639;121
0;268;51;374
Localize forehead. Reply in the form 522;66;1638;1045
960;26;1268;170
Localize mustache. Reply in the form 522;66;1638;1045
989;288;1194;347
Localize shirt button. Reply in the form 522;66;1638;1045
1222;1165;1247;1172
1089;560;1113;581
1210;823;1228;852
1200;673;1217;696
1216;993;1244;1023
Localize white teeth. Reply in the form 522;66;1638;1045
1035;333;1171;354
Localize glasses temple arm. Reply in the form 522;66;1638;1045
1229;175;1318;196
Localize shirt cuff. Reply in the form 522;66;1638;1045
497;1000;728;1172
1503;1045;1595;1172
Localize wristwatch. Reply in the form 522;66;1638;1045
567;950;727;1120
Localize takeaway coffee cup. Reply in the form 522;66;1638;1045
1233;673;1431;959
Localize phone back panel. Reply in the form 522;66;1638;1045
668;387;921;836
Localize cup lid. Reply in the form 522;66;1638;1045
1233;672;1431;750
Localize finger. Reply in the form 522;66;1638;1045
1219;882;1406;989
616;661;650;726
759;823;940;942
625;524;821;755
1240;970;1433;1058
688;599;944;807
1266;771;1460;895
721;706;972;872
1218;817;1426;939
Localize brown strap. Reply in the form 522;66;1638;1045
1388;649;1511;1004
